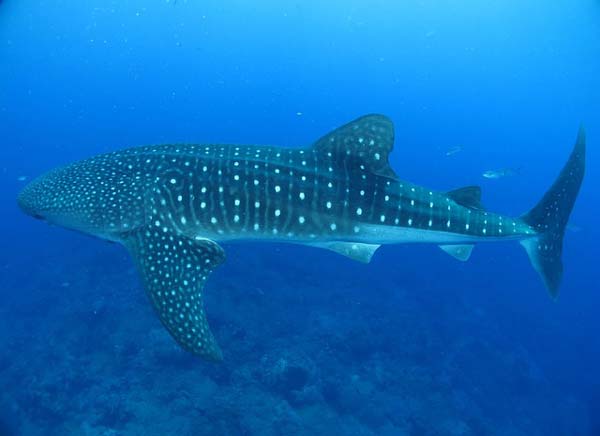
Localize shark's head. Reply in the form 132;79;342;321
17;157;145;239
17;178;47;222
18;166;95;232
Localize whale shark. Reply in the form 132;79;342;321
18;115;586;361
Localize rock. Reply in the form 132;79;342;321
259;349;318;402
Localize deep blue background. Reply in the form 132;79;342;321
0;1;598;435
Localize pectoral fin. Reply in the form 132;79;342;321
439;244;474;261
308;241;380;263
125;228;225;361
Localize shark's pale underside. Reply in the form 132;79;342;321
18;115;586;361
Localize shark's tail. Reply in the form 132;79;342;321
520;126;586;298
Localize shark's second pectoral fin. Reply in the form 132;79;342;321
439;244;474;261
124;228;225;361
308;242;381;263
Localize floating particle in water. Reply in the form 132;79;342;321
445;145;463;156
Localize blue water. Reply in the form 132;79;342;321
1;1;599;435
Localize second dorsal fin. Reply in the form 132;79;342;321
447;186;484;210
312;114;398;178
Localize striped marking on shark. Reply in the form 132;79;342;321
18;115;586;361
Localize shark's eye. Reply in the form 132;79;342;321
33;214;44;221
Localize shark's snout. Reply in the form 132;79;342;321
17;184;35;215
17;180;46;220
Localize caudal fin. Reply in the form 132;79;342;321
520;127;586;298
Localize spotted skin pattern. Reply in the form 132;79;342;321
18;114;585;360
127;229;225;360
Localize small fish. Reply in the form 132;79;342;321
482;167;521;179
17;175;28;182
445;145;463;156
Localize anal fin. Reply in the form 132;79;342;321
125;228;225;361
439;244;474;261
308;241;380;263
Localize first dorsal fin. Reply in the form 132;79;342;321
312;114;397;178
447;186;485;210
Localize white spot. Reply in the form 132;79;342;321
275;185;281;193
274;209;281;217
180;217;187;225
234;215;240;223
330;223;337;231
255;201;261;208
326;201;332;209
374;152;381;160
446;220;451;228
356;207;363;216
465;223;470;230
380;215;386;223
170;178;176;184
299;192;305;200
428;219;432;227
408;218;413;226
211;217;217;224
353;226;360;233
299;216;305;224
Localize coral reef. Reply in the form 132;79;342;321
0;244;593;435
